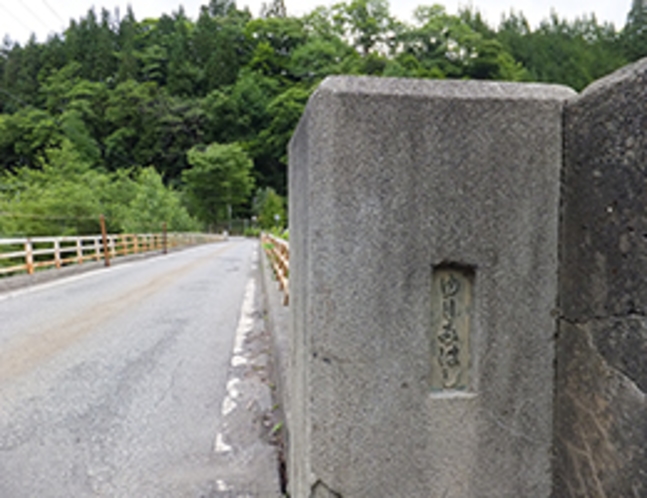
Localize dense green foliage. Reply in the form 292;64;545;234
0;0;642;235
184;142;255;226
253;186;287;229
0;139;198;236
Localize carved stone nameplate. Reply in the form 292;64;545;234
430;266;473;391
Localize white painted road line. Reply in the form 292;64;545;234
214;433;232;454
214;250;258;455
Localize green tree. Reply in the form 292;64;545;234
192;5;251;94
0;36;43;109
209;0;238;17
289;37;354;81
137;44;168;85
0;140;108;235
624;0;647;59
0;141;197;236
251;86;311;193
59;109;101;165
104;80;166;170
116;7;139;82
499;12;625;90
183;142;255;226
245;16;307;82
399;5;525;80
201;69;278;145
332;0;394;56
153;97;205;182
0;109;60;173
252;186;286;228
166;8;200;96
122;167;198;232
261;0;287;18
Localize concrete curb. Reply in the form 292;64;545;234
211;249;283;497
258;239;291;489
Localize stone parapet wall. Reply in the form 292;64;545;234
289;76;574;497
556;58;647;497
286;63;647;497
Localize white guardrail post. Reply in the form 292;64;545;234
54;239;62;269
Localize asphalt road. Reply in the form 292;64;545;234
0;239;281;497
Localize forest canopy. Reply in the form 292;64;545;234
0;0;644;235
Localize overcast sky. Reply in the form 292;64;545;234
0;0;633;46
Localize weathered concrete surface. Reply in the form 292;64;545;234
557;58;647;497
289;76;574;497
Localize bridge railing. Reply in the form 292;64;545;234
261;232;289;305
0;233;223;277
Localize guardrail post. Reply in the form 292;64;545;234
109;236;116;259
262;233;290;306
133;234;139;254
100;214;111;267
76;239;83;265
24;239;34;275
93;237;100;261
54;239;62;269
163;223;168;254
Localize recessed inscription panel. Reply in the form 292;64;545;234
431;267;473;391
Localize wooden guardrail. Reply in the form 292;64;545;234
262;232;289;305
0;232;223;277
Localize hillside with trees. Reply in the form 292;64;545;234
0;0;643;236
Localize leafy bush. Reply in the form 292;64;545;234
0;141;199;236
253;187;286;229
243;227;262;237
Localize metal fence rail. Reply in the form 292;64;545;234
0;233;223;277
261;232;289;305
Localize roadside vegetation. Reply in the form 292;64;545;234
1;0;645;236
